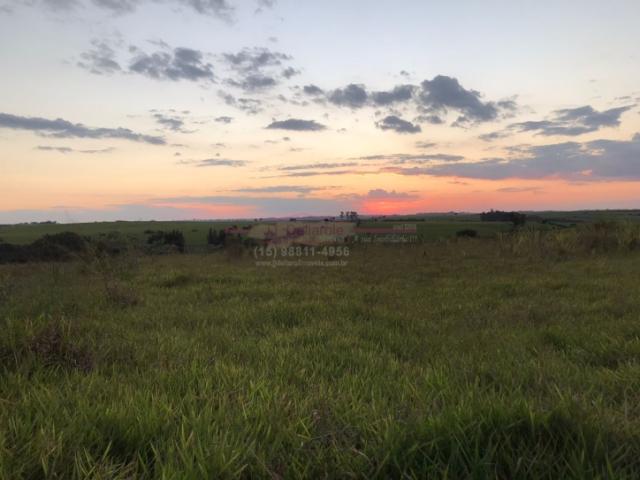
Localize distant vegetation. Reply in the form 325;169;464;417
481;209;527;226
2;217;640;265
0;231;88;263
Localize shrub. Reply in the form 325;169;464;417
207;228;226;247
93;231;137;256
456;229;478;238
146;230;185;253
0;231;88;264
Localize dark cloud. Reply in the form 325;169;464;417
266;119;326;131
37;0;79;10
77;40;121;75
93;0;137;13
222;46;294;91
152;113;188;132
35;0;235;18
511;105;632;136
214;116;233;123
223;47;290;71
328;84;368;108
415;114;444;125
418;75;512;124
0;112;165;144
302;84;324;96
371;84;416;106
255;0;276;7
180;0;234;18
375;115;421;134
282;67;299;79
383;133;640;180
415;141;437;149
228;73;277;91
129;47;214;82
0;3;15;14
479;130;510;142
36;145;114;154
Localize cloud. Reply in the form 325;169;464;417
77;40;121;75
222;46;294;91
231;185;322;194
496;186;543;193
375;115;421;134
274;169;365;178
179;0;234;18
228;73;277;91
277;162;359;171
418;75;513;124
479;130;511;142
328;84;368;108
383;133;640;181
181;158;248;167
30;0;236;19
0;112;165;144
130;47;214;82
357;188;418;200
36;145;114;154
223;47;290;71
266;118;326;131
152;113;190;132
282;67;299;79
370;84;416;106
511;105;633;136
0;3;15;14
302;84;324;96
218;92;263;114
214;116;233;123
356;153;464;164
415;141;437;149
255;0;276;8
92;0;138;14
414;114;444;124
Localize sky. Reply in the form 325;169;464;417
0;0;639;222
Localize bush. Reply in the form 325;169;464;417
93;231;138;256
456;229;478;238
0;231;88;264
146;230;185;253
207;228;226;247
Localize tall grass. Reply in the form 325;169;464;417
1;227;640;478
498;221;640;258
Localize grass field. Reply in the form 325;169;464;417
0;219;513;250
2;223;640;478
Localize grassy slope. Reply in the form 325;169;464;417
1;241;640;478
